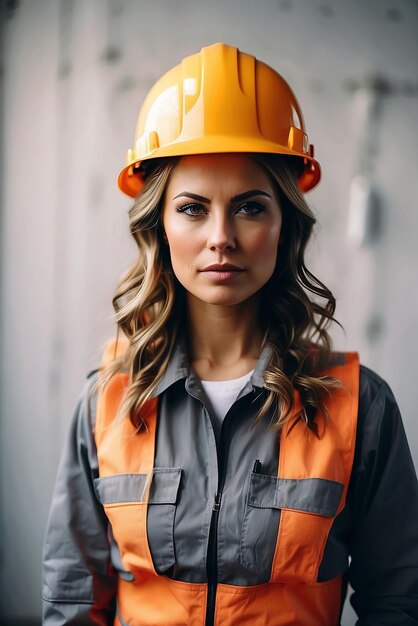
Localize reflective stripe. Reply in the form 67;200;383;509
270;351;360;584
94;468;182;505
94;474;148;504
248;474;344;517
95;373;158;575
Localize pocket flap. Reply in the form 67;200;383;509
248;473;343;517
94;468;181;505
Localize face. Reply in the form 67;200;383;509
162;154;282;307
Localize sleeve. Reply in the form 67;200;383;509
42;373;117;625
348;368;418;625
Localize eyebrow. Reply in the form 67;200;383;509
172;189;273;202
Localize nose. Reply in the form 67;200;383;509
207;213;236;252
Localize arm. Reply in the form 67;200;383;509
42;373;117;625
348;367;418;625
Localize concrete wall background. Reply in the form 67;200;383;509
1;0;417;623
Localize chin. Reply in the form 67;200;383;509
192;289;258;308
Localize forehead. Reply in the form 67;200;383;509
165;153;276;197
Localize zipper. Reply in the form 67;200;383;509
205;491;222;626
205;410;234;626
186;379;251;626
205;459;262;625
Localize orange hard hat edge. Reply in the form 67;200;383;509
118;150;321;199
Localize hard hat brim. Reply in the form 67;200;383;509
118;137;321;198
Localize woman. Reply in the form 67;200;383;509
42;43;418;625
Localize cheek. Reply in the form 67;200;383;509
164;226;202;269
246;224;281;265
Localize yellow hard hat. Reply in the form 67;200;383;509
118;42;321;196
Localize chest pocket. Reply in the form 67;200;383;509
239;469;344;583
94;467;182;575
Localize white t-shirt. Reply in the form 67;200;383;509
200;370;254;433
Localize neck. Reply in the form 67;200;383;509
185;294;264;380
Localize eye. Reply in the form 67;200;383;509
235;201;266;216
175;203;207;217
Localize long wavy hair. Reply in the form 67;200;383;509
98;154;341;433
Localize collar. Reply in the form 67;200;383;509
153;337;272;397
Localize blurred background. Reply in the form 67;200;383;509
0;0;417;623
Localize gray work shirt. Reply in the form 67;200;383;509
42;342;418;624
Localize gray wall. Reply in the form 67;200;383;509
1;0;417;623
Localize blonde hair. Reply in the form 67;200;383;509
99;155;340;432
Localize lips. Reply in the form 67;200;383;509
200;264;244;272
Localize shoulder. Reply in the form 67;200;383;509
354;364;410;476
324;356;401;451
359;364;396;410
69;369;101;441
358;364;399;431
322;350;397;414
325;357;407;471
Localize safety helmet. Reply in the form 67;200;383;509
118;42;321;196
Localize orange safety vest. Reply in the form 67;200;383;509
95;349;359;626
